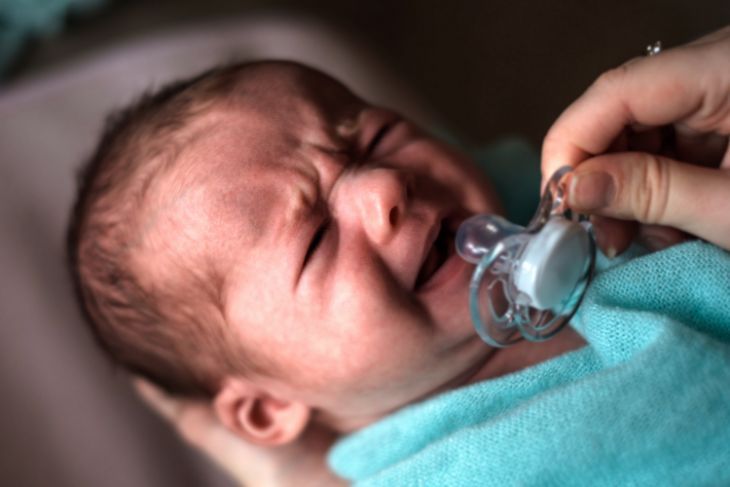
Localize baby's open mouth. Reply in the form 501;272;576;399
415;220;456;290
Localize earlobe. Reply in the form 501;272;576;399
214;379;311;446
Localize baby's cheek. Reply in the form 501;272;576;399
332;316;433;382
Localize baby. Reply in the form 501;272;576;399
66;61;586;476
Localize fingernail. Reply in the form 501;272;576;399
592;225;617;259
569;171;615;210
605;246;617;259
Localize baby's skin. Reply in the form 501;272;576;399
135;62;586;485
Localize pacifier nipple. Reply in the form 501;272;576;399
455;166;595;347
455;214;522;264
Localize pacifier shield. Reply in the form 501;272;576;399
458;167;595;347
513;218;591;311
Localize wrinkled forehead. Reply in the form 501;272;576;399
230;63;366;139
143;64;364;268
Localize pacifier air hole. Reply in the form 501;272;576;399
456;167;595;347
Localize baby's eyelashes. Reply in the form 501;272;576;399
302;217;330;269
363;123;394;161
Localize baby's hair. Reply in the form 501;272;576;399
67;61;277;397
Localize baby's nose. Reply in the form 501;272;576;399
342;167;411;245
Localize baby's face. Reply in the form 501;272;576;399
153;64;502;429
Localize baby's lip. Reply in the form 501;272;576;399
414;218;442;289
414;211;470;294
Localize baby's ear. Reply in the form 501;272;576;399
213;378;311;446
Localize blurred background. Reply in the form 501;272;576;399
1;1;727;485
5;0;729;143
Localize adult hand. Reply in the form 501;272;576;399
542;26;730;255
134;379;345;487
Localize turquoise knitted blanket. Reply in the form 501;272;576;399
329;242;730;485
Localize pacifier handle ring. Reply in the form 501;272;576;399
464;166;597;348
527;165;574;232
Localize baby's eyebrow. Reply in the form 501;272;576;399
335;115;360;138
281;160;321;219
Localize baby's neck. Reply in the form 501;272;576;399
319;328;586;435
471;326;587;384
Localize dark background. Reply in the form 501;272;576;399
11;0;728;145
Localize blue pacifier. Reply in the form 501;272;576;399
455;167;595;347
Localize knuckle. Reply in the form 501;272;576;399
631;154;671;223
693;67;730;133
594;63;632;92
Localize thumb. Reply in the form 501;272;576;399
567;152;730;249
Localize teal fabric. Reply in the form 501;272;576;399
470;137;541;226
329;242;730;486
328;143;730;485
0;0;107;76
431;132;541;226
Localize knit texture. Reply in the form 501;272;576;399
329;241;730;485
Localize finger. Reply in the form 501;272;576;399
567;152;730;249
174;405;246;458
590;215;637;258
637;224;689;251
686;24;730;47
132;378;222;442
541;38;730;183
132;379;279;484
171;403;279;483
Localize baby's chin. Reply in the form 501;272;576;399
420;265;475;336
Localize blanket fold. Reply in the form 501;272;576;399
329;242;730;486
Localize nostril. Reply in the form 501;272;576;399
389;206;399;227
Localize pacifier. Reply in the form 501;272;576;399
455;166;595;347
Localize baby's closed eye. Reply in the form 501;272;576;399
303;218;330;269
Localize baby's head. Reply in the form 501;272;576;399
68;61;501;443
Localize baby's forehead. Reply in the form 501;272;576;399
245;62;361;105
115;63;366;310
220;63;365;135
135;64;367;275
141;119;310;269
